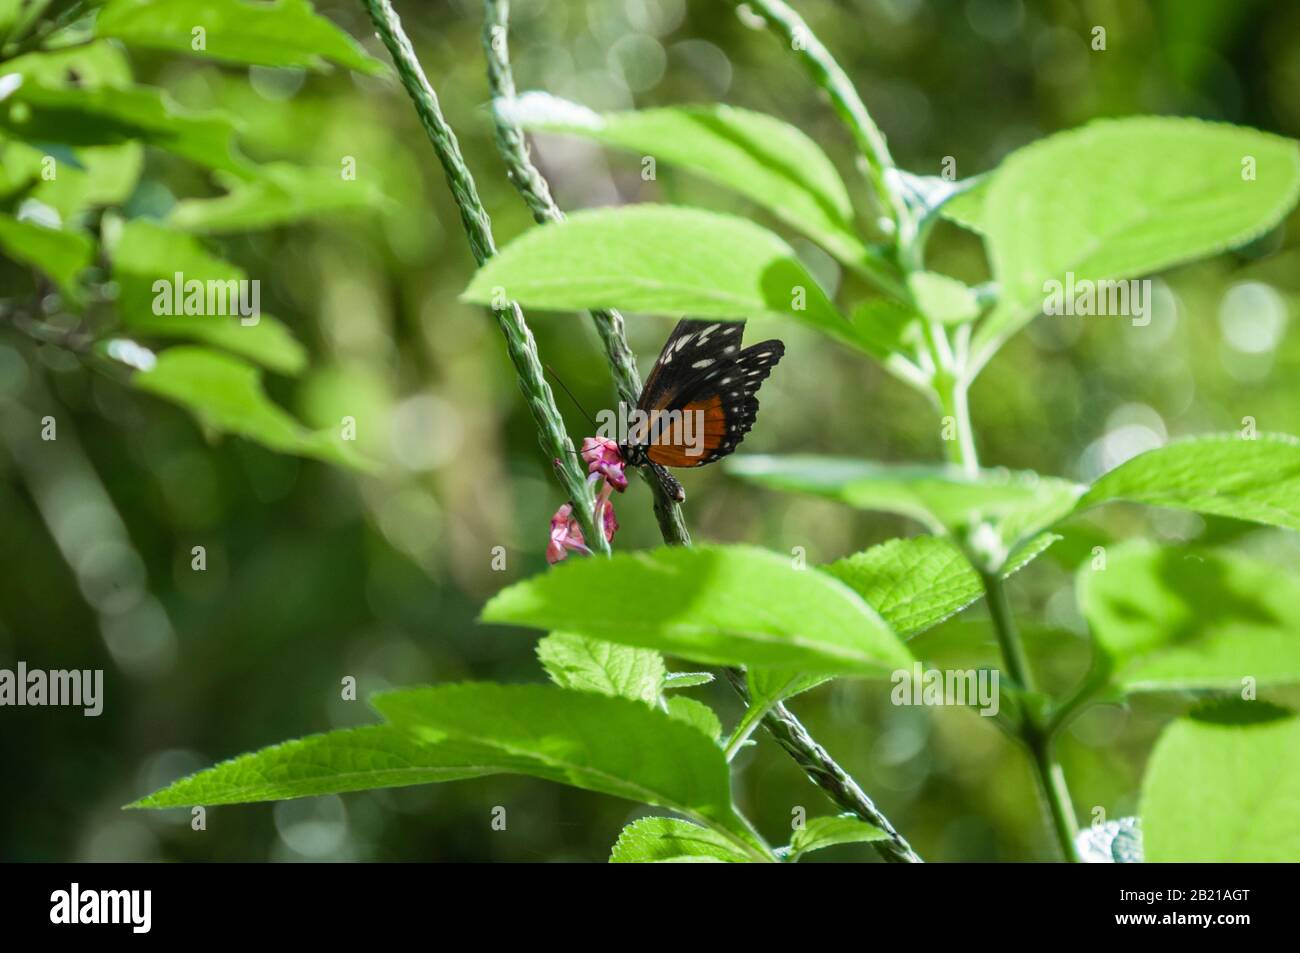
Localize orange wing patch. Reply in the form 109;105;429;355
646;395;727;468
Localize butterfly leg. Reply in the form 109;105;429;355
648;461;685;503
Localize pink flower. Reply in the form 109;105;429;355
599;493;618;542
545;491;619;565
581;436;627;492
546;503;590;564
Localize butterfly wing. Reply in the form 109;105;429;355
638;319;746;412
637;320;784;469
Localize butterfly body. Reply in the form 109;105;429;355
618;318;785;503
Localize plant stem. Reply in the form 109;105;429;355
934;372;978;478
724;669;922;863
980;570;1080;861
481;0;690;546
360;0;606;553
481;0;918;861
730;0;911;242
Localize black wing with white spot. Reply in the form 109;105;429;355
637;319;747;414
637;318;785;468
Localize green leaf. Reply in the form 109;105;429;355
939;178;988;234
3;39;134;88
847;297;922;362
95;0;384;73
732;436;1300;563
535;631;664;705
744;668;829;712
1077;433;1300;533
1079;541;1300;692
973;117;1300;367
1140;702;1300;861
127;725;495;807
609;816;753;863
0;212;92;300
482;545;912;677
505;94;872;270
461;205;852;345
726;455;1082;543
666;696;722;741
664;672;714;690
0;75;251;176
743;533;1056;713
824;533;1055;640
133;347;370;469
111;218;306;374
372;683;768;859
789;814;887;861
166;163;387;234
907;270;978;324
2;138;143;220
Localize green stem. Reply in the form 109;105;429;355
361;0;606;553
722;699;775;762
480;0;689;547
731;0;910;240
980;569;1080;861
936;374;978;478
723;669;922;863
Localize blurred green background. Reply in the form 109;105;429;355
4;0;1300;861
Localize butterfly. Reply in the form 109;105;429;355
620;318;785;503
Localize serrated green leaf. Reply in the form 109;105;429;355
166;163;386;234
972;118;1300;369
0;212;92;299
666;696;721;741
127;725;495;807
1079;541;1300;692
133;347;370;469
111;219;306;374
95;0;383;73
506;94;873;271
461;205;853;345
1078;433;1300;532
825;533;1055;639
482;545;912;677
789;814;887;861
535;632;664;705
1140;702;1300;861
609;816;753;863
372;683;769;859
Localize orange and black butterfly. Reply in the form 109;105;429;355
621;318;785;502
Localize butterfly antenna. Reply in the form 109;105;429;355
545;364;600;431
